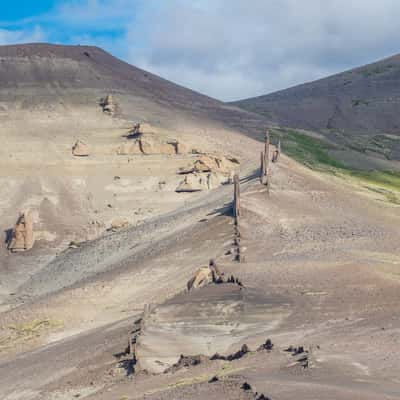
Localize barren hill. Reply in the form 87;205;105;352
0;43;266;135
232;53;400;161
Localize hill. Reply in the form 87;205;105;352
232;53;400;162
0;43;267;136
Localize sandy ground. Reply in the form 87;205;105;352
1;146;399;399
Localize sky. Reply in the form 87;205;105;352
1;0;400;101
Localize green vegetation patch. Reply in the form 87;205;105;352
270;128;400;204
359;64;395;77
352;99;369;107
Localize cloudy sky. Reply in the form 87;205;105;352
1;0;400;101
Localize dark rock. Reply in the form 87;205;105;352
227;344;249;361
255;395;271;400
210;344;249;362
258;339;274;351
165;354;204;373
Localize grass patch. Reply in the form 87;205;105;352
352;99;369;107
270;128;400;204
9;318;63;339
145;365;246;395
359;64;395;77
0;318;64;351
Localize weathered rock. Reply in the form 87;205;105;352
165;354;208;373
179;153;239;176
258;339;274;351
135;285;290;373
187;266;214;290
101;94;115;114
8;211;34;252
187;262;223;291
72;140;90;156
176;171;230;193
117;134;188;156
211;344;250;361
241;382;252;391
110;218;129;231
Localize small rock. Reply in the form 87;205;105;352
208;376;219;383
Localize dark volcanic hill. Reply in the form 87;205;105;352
0;43;267;139
232;54;400;161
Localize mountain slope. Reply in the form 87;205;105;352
232;53;400;161
0;43;267;137
0;43;268;299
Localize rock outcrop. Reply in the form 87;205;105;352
179;153;239;175
101;94;115;115
187;262;224;291
178;171;230;192
116;133;188;156
135;284;290;373
8;211;35;252
109;218;129;231
72;140;90;156
176;153;239;192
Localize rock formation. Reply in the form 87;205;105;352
8;211;35;252
176;153;239;192
186;262;224;291
101;94;115;115
135;284;290;373
175;173;220;192
179;153;239;175
72;140;90;156
109;219;129;231
116;133;188;156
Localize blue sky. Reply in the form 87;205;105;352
1;0;400;101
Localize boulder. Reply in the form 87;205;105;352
175;172;230;193
187;266;213;290
187;263;223;291
72;140;90;157
102;94;115;114
8;211;34;252
110;218;129;231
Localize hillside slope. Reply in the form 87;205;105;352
0;43;267;302
232;54;400;161
0;43;267;136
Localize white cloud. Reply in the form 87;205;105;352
0;26;46;45
126;0;400;100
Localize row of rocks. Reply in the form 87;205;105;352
71;134;188;157
168;339;274;373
